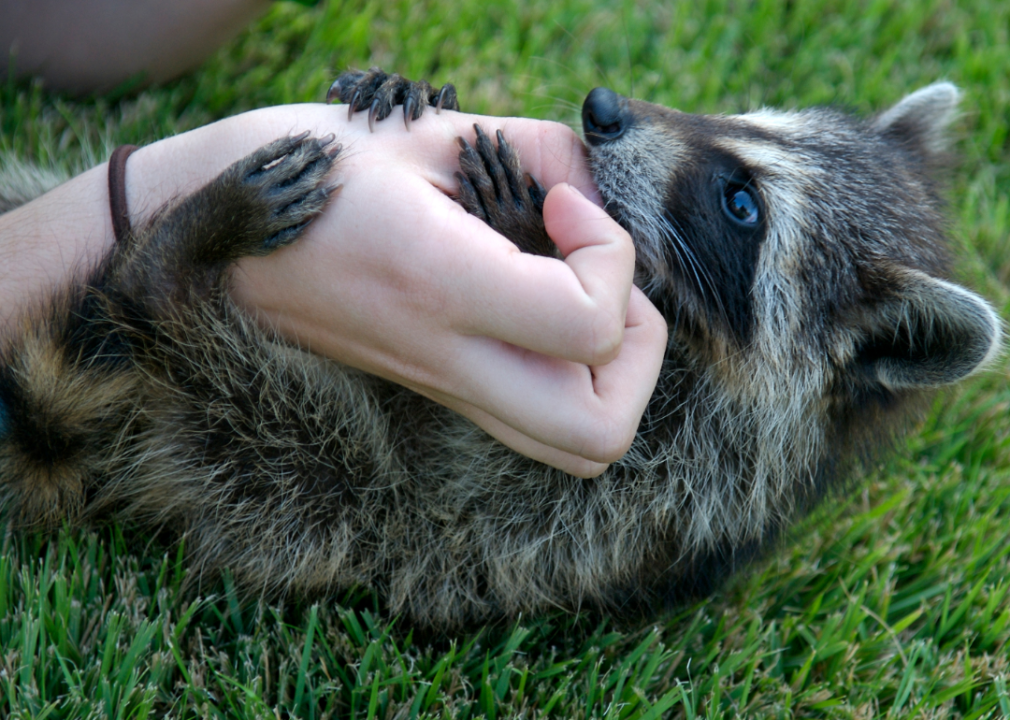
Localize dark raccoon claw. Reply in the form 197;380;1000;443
403;96;416;131
435;84;458;114
525;173;547;212
327;67;460;131
455;124;554;257
325;78;342;105
347;89;361;122
234;134;338;256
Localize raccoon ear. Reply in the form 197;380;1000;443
872;82;961;158
858;270;1001;390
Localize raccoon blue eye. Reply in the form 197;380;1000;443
722;186;760;226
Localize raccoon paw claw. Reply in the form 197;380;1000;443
368;98;382;133
263;219;312;251
456;124;553;256
435;84;458;113
347;89;362;122
328;67;458;131
403;96;417;131
237;134;339;255
525;173;547;213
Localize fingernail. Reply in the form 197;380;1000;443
562;183;604;208
557;183;586;203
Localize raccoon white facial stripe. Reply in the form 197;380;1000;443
737;108;806;133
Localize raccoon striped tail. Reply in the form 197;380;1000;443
0;279;140;527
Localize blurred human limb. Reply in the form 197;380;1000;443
0;0;271;95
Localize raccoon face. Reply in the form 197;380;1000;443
582;84;1000;402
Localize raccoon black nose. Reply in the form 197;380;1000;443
582;87;627;144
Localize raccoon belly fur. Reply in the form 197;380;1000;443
0;75;1001;628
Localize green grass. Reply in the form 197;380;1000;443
3;0;1010;716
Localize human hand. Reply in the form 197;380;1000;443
126;105;668;477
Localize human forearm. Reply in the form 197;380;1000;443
0;163;113;327
0;106;342;329
0;110;286;328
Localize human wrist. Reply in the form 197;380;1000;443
0;107;321;330
125;109;303;224
0;162;114;329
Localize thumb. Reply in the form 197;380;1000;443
541;182;637;365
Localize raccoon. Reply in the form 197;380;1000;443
0;71;1000;628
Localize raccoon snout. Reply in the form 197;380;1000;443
583;87;628;143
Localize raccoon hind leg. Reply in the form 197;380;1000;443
114;134;339;310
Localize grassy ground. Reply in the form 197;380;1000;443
2;0;1010;717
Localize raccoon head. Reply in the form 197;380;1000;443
581;83;1000;409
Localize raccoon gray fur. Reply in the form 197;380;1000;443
0;71;1001;628
0;155;72;213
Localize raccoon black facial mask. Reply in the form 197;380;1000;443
0;72;999;628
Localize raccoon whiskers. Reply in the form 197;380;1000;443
658;212;728;323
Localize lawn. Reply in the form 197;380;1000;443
2;0;1010;717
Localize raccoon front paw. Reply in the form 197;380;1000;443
231;132;339;255
112;133;339;309
326;67;459;132
456;125;554;257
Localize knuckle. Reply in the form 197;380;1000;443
535;119;580;142
582;417;636;465
568;459;609;479
602;430;636;464
586;313;624;364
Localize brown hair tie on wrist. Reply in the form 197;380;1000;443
108;145;139;245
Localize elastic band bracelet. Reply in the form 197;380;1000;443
108;144;138;245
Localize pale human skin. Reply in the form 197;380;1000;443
0;105;668;477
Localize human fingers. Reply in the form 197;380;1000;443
431;283;665;465
584;285;668;457
446;182;636;366
414;386;610;478
234;157;651;465
228;105;665;465
276;127;656;461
